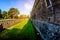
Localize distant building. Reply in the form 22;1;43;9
31;0;60;25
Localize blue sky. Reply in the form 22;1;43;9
0;0;34;15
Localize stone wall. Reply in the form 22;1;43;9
48;0;60;24
31;0;49;21
0;19;24;28
31;0;60;25
32;19;60;40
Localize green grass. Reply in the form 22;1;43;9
0;19;37;40
0;18;3;20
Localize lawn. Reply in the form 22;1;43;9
0;19;37;40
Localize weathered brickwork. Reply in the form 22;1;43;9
31;0;50;21
31;0;60;25
31;0;60;40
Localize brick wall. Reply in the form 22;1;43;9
31;0;60;25
31;0;49;21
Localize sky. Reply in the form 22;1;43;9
0;0;34;15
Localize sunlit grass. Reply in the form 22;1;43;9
0;19;37;40
8;19;28;29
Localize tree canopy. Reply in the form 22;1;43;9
8;8;20;18
2;11;9;19
0;9;2;18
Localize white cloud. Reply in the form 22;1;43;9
17;0;34;15
24;3;32;10
23;0;34;15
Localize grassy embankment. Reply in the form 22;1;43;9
0;19;37;40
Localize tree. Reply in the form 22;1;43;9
20;14;29;19
2;11;9;19
0;9;2;18
8;8;20;19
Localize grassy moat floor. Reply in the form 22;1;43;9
0;19;37;40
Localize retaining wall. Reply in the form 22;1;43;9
0;19;24;28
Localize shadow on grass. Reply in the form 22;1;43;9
0;24;6;32
0;20;37;40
